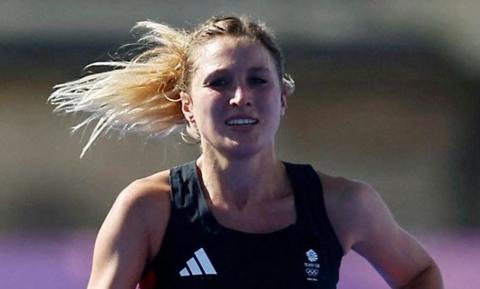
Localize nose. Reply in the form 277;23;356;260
229;82;252;106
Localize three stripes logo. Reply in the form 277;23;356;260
179;248;217;277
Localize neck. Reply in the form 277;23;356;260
196;146;286;211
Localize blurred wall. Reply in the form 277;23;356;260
1;0;479;233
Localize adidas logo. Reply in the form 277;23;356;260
179;248;217;277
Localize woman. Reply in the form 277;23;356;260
49;16;443;289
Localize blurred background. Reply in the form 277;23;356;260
1;0;479;288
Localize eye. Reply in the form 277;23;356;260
205;77;230;89
248;76;268;85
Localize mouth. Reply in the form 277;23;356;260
225;117;259;126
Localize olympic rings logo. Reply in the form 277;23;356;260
305;268;319;277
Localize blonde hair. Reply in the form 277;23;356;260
48;16;295;157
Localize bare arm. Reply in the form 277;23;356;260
322;176;444;289
87;171;171;289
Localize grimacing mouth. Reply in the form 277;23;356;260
225;117;259;126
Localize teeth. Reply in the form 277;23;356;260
226;118;258;126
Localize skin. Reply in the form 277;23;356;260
87;36;443;289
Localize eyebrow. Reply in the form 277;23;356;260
202;63;275;82
207;66;270;73
248;67;271;73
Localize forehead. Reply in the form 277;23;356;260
191;37;276;74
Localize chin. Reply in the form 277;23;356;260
220;138;273;160
201;132;274;159
225;147;262;160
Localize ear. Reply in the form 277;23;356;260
280;93;287;116
181;91;195;123
280;84;289;116
280;75;295;116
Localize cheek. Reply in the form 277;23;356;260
259;90;283;114
192;96;224;128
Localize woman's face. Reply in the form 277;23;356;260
183;36;286;158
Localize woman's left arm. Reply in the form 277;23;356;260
399;263;443;289
323;178;444;288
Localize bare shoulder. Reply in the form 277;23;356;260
87;169;172;289
118;169;171;207
319;172;383;215
318;172;375;203
316;171;443;288
104;169;172;259
114;169;171;221
317;171;391;253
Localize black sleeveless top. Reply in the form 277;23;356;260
139;161;343;289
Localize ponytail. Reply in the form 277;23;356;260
49;21;189;157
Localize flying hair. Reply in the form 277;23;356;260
48;16;295;157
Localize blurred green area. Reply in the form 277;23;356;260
1;1;479;232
